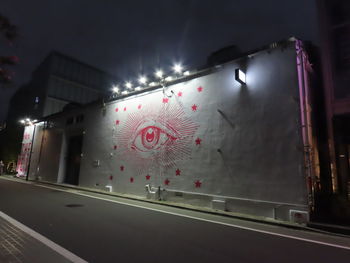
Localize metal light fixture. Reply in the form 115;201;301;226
164;76;173;82
138;76;147;85
155;70;163;79
19;118;36;126
173;63;183;74
112;85;120;93
125;82;132;89
235;68;246;84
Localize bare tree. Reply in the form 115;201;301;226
0;14;18;84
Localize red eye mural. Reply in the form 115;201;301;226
130;120;178;152
116;99;199;176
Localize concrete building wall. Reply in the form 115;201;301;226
26;40;311;222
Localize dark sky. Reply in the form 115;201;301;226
0;0;319;121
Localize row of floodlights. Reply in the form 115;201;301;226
19;118;37;126
111;63;191;95
111;66;246;95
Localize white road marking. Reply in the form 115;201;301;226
34;184;350;251
0;211;88;263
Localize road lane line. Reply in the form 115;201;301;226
0;211;88;263
34;183;350;251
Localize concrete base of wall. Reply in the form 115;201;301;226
151;189;309;224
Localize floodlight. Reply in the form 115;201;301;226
149;82;157;87
235;69;246;84
112;85;119;93
173;64;183;73
155;70;163;79
135;86;142;91
125;82;132;89
138;76;147;85
183;70;190;76
165;76;173;82
121;90;128;95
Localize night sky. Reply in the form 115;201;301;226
0;0;319;121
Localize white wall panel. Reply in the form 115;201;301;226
78;44;307;208
31;41;309;220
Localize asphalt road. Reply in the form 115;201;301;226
0;178;350;263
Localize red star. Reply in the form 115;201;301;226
113;145;117;150
115;108;119;112
124;107;127;111
164;179;170;185
109;176;113;180
197;86;203;92
175;169;181;176
163;98;169;103
130;177;134;183
145;175;151;180
138;104;142;109
195;138;202;145
120;166;124;171
115;120;120;125
194;180;202;188
192;104;198;111
177;91;183;97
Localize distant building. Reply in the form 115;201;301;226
317;0;350;198
8;51;116;120
0;51;116;162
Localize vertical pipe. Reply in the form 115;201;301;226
26;124;36;181
295;40;314;210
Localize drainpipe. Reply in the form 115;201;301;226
26;124;37;181
35;122;47;180
296;40;315;211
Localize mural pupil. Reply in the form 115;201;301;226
146;128;155;142
142;127;160;149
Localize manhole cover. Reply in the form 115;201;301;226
65;204;84;208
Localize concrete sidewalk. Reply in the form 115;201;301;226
0;213;71;263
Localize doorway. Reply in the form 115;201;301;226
64;135;83;185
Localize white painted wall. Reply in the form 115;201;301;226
31;41;310;221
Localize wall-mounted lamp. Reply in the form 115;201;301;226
235;69;246;85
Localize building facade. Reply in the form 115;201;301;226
20;39;316;223
317;0;350;203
